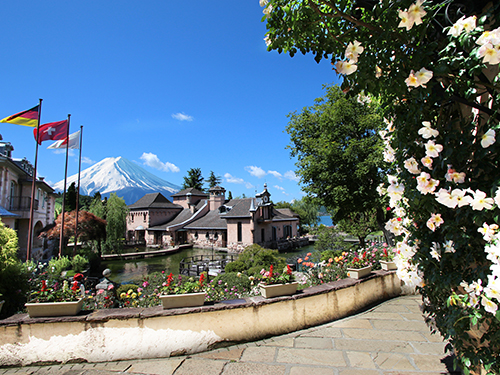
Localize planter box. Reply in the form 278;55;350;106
347;265;372;279
25;299;84;318
160;292;206;309
260;282;298;298
380;260;397;271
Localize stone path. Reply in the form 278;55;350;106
0;295;461;375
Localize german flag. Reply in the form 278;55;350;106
0;105;40;127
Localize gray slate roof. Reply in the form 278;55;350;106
129;193;181;210
171;188;207;198
184;209;228;230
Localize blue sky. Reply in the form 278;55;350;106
0;1;341;203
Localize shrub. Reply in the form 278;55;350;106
70;254;89;273
48;256;72;276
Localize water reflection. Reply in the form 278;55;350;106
103;245;317;285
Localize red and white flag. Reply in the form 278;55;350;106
47;129;80;149
33;120;68;145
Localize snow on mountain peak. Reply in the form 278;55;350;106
53;156;181;204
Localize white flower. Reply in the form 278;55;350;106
335;60;358;75
444;240;455;253
421;156;433;169
481;295;498;315
259;0;268;6
426;213;444;232
408;0;426;26
418;121;439;139
345;41;364;62
481;129;496;148
425;140;443;158
471;189;494;211
404;157;421;174
383;144;396;162
430;243;441;261
448;15;477;36
416;172;439;195
398;10;414;30
476;28;500;46
478;223;499;242
416;68;433;87
478;43;500;65
445;168;465;183
495;187;500;207
435;189;457;209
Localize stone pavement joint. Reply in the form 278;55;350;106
0;295;463;375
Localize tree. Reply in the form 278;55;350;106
181;168;204;191
206;171;222;189
286;84;389;241
336;209;378;248
262;1;500;371
103;193;129;254
64;182;77;212
0;220;29;317
227;191;233;200
275;197;320;232
88;192;106;220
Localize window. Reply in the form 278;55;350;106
261;228;265;243
237;222;242;242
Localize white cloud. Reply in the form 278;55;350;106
140;152;180;173
284;170;300;182
172;112;193;121
81;156;95;165
273;185;285;191
245;166;266;178
224;173;254;189
268;170;282;180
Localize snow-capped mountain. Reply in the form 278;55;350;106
53;157;181;204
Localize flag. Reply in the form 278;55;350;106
0;105;39;127
47;129;80;149
34;120;68;145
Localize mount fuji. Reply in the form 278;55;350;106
53;156;181;204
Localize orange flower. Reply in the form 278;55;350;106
307;252;312;256
304;256;309;261
328;258;333;263
298;258;303;263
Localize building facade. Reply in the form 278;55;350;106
0;141;57;260
126;185;299;253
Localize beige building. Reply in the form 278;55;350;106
126;185;299;252
0;141;57;260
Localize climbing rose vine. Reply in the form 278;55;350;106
261;0;500;373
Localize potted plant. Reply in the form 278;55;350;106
25;275;85;317
259;265;298;298
379;246;397;271
346;251;372;279
159;273;206;309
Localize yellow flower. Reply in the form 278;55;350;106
131;293;137;299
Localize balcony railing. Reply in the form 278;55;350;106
9;196;39;211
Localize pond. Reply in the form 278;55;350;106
102;245;317;285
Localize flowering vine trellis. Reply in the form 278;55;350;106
261;0;500;372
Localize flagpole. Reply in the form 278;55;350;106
59;114;71;258
73;125;83;257
27;98;43;262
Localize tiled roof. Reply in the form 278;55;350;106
129;193;181;209
185;209;228;230
220;198;254;218
171;187;208;198
0;205;18;217
148;208;196;230
272;208;299;221
275;208;299;219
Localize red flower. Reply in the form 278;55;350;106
71;281;79;292
286;265;292;275
41;280;48;292
167;273;173;287
269;265;273;279
199;273;205;287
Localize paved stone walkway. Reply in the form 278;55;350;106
0;295;460;375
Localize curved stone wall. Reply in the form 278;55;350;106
0;270;401;366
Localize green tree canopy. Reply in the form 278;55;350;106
182;168;204;191
286;84;389;240
103;193;129;254
206;171;222;189
64;182;77;212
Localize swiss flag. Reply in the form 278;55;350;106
34;120;68;145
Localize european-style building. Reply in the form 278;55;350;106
126;184;299;252
0;140;57;260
